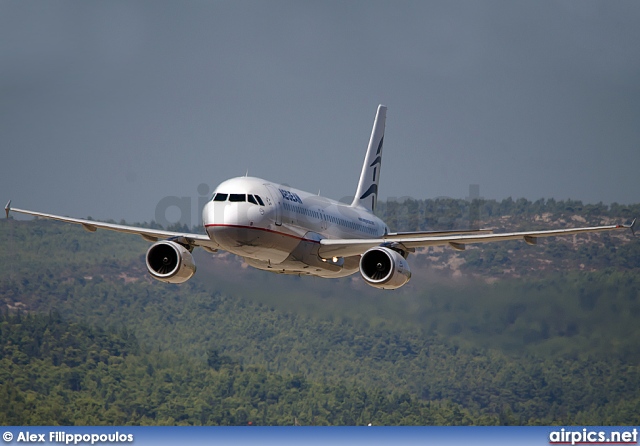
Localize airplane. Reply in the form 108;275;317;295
4;105;637;289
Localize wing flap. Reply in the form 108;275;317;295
385;228;493;238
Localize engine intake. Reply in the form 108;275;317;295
145;240;196;284
359;246;412;290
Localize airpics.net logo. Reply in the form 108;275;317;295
549;428;638;445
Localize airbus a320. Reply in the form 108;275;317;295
5;105;636;289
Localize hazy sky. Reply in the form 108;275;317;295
2;1;639;224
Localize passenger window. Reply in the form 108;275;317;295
254;195;265;206
213;193;228;202
229;194;246;202
248;195;258;205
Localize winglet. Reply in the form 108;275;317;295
5;200;11;219
629;218;637;236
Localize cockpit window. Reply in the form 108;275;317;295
254;195;265;206
247;194;258;205
229;193;246;202
213;193;228;202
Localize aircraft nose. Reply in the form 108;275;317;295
203;200;249;228
202;201;215;226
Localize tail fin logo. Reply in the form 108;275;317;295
369;136;384;167
359;184;378;200
364;133;383;197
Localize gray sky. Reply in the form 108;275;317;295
2;1;639;224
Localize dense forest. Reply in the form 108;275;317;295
0;312;483;425
1;197;639;425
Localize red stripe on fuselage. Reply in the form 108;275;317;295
204;224;321;244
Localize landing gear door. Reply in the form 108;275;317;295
264;184;282;226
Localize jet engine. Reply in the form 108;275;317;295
359;246;411;290
145;240;196;284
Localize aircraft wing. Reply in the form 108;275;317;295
5;201;221;252
318;220;636;258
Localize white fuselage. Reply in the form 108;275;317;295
202;176;389;277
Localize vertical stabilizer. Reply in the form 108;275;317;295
351;104;387;212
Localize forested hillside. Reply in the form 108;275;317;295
0;312;482;425
1;197;639;425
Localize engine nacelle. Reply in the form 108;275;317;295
359;246;412;290
145;240;196;284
